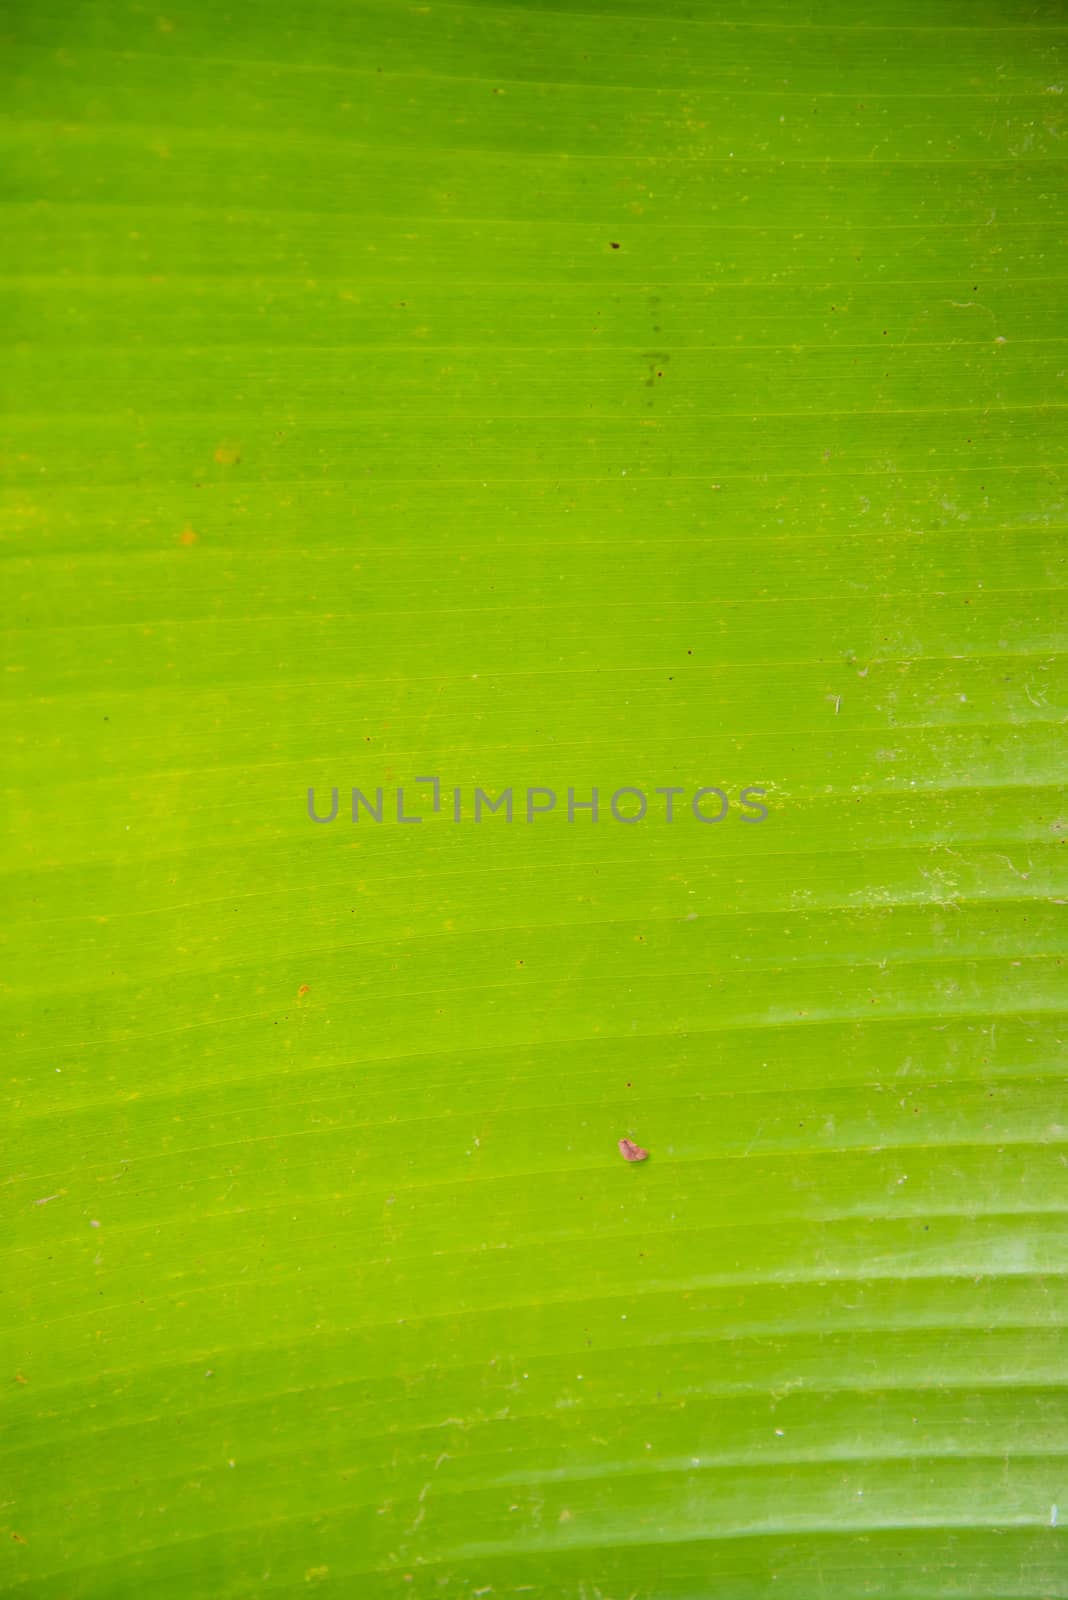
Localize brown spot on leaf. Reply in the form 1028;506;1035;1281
618;1137;649;1163
179;526;198;546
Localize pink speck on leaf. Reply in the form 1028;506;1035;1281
618;1137;649;1163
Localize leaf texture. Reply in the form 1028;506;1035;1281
1;2;1066;1596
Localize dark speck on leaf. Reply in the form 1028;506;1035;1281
609;241;620;249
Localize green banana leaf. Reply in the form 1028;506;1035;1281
2;1;1066;1595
